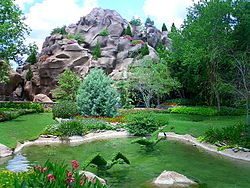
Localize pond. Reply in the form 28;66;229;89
1;138;250;188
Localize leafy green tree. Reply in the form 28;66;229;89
162;23;168;32
115;79;134;109
76;68;120;117
53;69;81;101
0;59;10;84
92;42;101;60
130;17;142;26
0;0;30;81
26;43;38;65
145;17;154;27
129;58;179;107
124;25;133;36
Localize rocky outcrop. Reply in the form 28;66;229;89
0;144;13;158
33;94;53;103
12;8;171;99
153;171;197;187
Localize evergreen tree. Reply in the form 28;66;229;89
162;23;168;32
53;69;81;101
145;17;154;27
77;68;120;117
93;42;101;60
26;66;33;81
124;25;133;37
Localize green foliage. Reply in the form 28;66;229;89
67;33;85;44
0;59;10;83
26;43;38;65
92;42;101;60
140;43;149;56
53;69;81;101
125;112;161;136
0;109;37;122
58;120;83;136
26;66;33;81
0;102;44;112
115;79;134;109
130;17;142;26
81;118;114;133
52;101;78;119
0;0;30;64
77;68;120;117
0;160;107;187
124;25;133;36
168;106;245;116
145;17;154;27
203;123;250;149
99;28;109;36
162;23;168;32
50;25;67;35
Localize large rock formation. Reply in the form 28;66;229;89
7;8;171;100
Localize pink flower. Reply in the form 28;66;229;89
36;165;42;170
92;179;96;183
48;174;55;182
67;171;73;178
42;167;47;173
72;160;79;170
70;177;75;183
80;180;85;185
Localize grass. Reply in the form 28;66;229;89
0;113;54;148
122;111;245;137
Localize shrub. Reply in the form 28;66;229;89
99;28;109;36
0;109;37;122
0;102;44;112
140;43;149;56
203;123;250;149
124;25;132;36
81;118;114;133
26;43;38;65
67;33;85;44
58;120;83;136
77;68;120;117
52;101;78;119
26;66;33;81
50;25;67;35
125;112;160;136
53;69;81;101
92;42;101;60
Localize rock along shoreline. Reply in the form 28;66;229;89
0;131;250;162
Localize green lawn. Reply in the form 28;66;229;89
0;113;54;148
123;111;245;137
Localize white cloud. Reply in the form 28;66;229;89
24;0;98;49
143;0;198;28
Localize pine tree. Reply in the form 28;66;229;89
162;23;168;32
124;25;133;37
76;68;120;117
53;69;81;101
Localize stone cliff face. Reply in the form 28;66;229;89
1;8;171;101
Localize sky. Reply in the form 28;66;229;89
15;0;198;50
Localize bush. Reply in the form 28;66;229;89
58;120;83;136
50;25;67;35
0;109;37;122
140;44;149;56
52;101;78;119
99;28;109;36
124;25;132;36
125;112;160;136
92;42;101;60
0;102;44;112
26;66;33;81
76;68;120;117
67;33;85;44
203;123;250;149
81;118;114;133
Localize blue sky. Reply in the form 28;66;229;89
15;0;197;50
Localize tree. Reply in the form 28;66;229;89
76;68;120;117
92;42;101;60
0;0;30;82
129;58;179;108
130;17;142;26
145;17;154;27
124;25;133;36
26;43;38;65
26;66;33;81
0;59;10;84
53;69;81;101
115;79;134;109
162;23;168;32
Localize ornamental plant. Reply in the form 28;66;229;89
92;42;101;60
76;68;120;117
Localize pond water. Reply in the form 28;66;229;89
1;138;250;188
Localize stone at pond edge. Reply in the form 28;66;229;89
0;144;13;158
153;170;197;187
79;171;106;185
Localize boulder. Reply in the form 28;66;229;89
153;171;197;187
33;94;53;103
79;171;106;185
0;144;12;158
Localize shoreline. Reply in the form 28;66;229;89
0;131;250;162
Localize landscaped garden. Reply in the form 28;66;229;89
1;0;250;187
